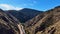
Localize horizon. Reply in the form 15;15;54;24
0;6;60;11
0;0;60;11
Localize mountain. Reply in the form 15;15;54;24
0;9;25;34
24;6;60;34
0;6;60;34
6;8;43;23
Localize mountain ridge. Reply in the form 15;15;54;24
0;6;60;34
6;8;43;23
24;6;60;34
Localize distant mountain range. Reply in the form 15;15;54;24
0;6;60;34
6;8;43;23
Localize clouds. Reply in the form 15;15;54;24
0;0;37;10
0;4;23;10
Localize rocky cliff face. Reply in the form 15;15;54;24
0;9;25;34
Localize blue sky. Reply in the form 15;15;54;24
0;0;60;11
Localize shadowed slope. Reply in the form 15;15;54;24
6;8;43;23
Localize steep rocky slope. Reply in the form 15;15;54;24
0;9;25;34
24;6;60;34
6;8;43;23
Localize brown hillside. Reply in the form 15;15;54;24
24;6;60;34
0;9;25;34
